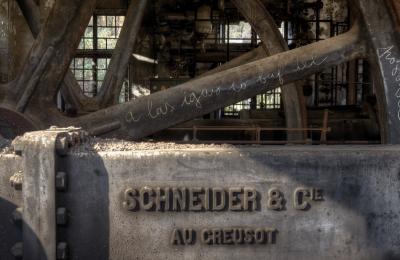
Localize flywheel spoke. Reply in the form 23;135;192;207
11;0;96;113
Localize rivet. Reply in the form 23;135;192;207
56;242;68;260
56;136;70;156
56;172;67;192
56;208;68;226
10;171;23;191
12;207;22;225
11;242;22;258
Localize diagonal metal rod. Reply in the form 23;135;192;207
355;0;400;144
76;27;366;139
97;0;149;108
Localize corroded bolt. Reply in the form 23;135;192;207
56;208;68;226
12;207;22;225
11;138;24;156
10;171;23;191
11;242;22;258
56;242;68;260
56;172;67;192
56;136;70;156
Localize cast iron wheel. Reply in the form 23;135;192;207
0;0;398;144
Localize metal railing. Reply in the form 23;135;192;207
168;109;333;145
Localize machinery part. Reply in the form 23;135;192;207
231;0;307;140
0;0;398;144
0;108;38;139
77;26;364;138
0;128;399;259
61;0;149;111
9;128;83;260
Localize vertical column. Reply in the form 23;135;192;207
14;128;85;260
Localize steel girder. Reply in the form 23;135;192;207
0;0;399;143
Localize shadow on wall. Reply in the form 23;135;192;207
0;150;110;259
57;151;110;259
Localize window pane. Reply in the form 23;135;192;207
74;70;83;80
84;39;93;49
116;27;122;37
97;59;108;69
84;70;93;80
107;39;118;49
116;16;125;26
97;16;107;26
75;58;83;68
98;27;115;38
84;58;93;69
78;41;85;49
107;16;115;26
97;38;107;49
97;69;106;80
85;27;93;37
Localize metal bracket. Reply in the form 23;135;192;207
12;127;86;260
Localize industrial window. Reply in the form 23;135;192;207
70;58;111;97
257;89;282;109
71;15;126;97
222;22;284;117
224;99;251;117
223;88;282;117
225;21;252;44
78;15;125;50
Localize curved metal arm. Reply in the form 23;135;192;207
231;0;308;141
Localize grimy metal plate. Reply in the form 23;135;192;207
60;146;400;260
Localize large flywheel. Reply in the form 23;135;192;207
0;0;399;144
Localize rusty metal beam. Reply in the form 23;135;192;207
16;0;95;113
97;0;149;108
10;0;97;113
200;47;265;78
16;0;40;36
75;27;365;139
355;0;400;144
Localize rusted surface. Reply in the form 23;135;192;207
231;0;307;141
0;107;37;139
0;0;400;145
77;27;364;139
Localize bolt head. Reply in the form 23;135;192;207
11;242;22;258
56;136;70;156
56;208;68;226
10;171;23;191
12;207;22;225
57;242;68;260
56;172;67;191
